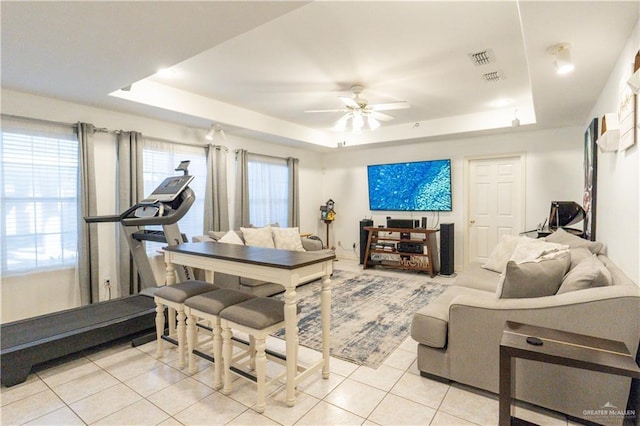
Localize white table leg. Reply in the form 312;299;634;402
284;285;298;407
165;260;176;286
321;272;332;378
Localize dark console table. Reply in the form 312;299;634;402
499;321;640;425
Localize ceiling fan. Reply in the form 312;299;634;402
305;85;410;133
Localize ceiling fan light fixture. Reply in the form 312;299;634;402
334;114;350;132
352;112;364;134
367;115;381;130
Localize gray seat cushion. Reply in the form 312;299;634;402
154;280;218;303
411;286;487;348
185;289;256;315
454;262;500;292
220;297;300;330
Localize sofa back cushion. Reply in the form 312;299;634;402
557;255;612;294
497;251;570;299
544;228;604;254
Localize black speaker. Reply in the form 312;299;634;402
386;218;418;229
359;219;374;264
440;223;454;275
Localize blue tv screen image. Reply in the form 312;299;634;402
367;159;452;211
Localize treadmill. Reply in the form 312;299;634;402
1;162;196;387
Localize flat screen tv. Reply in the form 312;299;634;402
367;159;452;211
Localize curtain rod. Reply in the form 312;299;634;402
144;134;228;151
1;113;227;151
235;149;294;161
2;113;108;133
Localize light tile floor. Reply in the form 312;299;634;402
1;261;573;426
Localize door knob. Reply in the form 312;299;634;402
470;220;476;224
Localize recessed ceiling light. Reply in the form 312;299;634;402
489;98;512;108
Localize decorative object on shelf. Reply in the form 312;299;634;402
596;113;620;152
320;199;336;249
583;118;598;241
626;50;640;94
618;72;637;151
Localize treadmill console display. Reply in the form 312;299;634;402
143;175;194;203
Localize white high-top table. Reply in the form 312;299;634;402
164;242;335;406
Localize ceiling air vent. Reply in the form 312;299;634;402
482;71;503;82
468;49;495;66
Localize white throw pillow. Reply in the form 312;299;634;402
482;235;524;273
508;238;569;264
218;230;244;245
272;227;305;252
240;226;275;248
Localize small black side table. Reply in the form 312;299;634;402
499;321;640;425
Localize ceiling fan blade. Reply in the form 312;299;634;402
370;111;395;121
370;101;410;111
305;108;349;113
339;96;360;108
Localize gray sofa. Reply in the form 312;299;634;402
192;230;328;297
410;230;640;425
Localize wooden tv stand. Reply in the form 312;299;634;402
363;226;439;277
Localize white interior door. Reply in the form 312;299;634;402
465;155;525;266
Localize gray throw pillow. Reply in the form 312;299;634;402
497;252;570;299
556;256;612;294
569;247;592;269
545;228;604;254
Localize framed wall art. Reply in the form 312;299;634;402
583;118;598;241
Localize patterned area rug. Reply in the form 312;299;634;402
272;269;447;369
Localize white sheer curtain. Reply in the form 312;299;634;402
234;151;300;229
247;153;289;227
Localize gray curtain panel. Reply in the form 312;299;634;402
117;131;143;296
204;144;230;232
77;122;99;304
287;157;300;227
234;149;250;228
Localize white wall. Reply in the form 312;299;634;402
1;90;324;322
320;127;584;267
587;19;640;285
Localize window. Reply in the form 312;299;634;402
1;120;78;274
248;154;289;227
142;140;206;251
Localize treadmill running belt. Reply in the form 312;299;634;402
1;295;156;387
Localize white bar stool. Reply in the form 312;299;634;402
184;289;256;387
153;280;217;369
220;297;298;413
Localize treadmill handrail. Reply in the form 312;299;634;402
84;214;122;223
